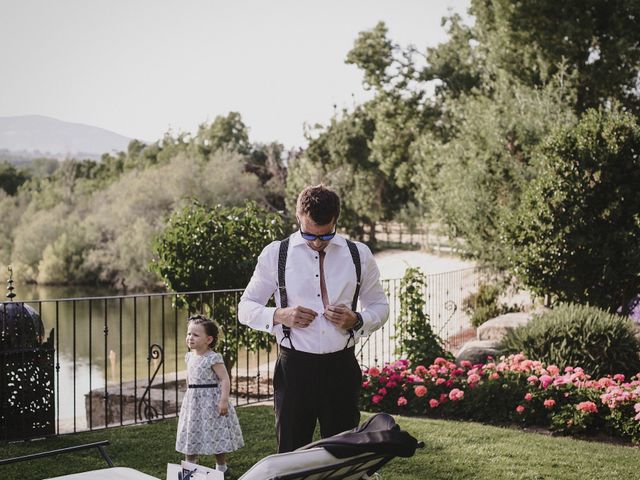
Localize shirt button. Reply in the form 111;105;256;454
317;294;321;297
315;274;319;277
266;324;269;329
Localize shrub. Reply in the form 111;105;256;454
500;303;640;378
463;281;519;327
360;353;640;444
152;200;284;371
395;267;451;366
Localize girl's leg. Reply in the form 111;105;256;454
215;453;227;472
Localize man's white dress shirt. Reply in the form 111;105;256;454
238;231;389;354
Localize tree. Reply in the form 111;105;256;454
415;74;576;267
0;161;29;195
152;200;285;369
471;0;640;114
286;22;437;243
504;107;640;313
287;104;389;241
194;112;251;157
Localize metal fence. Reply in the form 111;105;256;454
1;267;487;438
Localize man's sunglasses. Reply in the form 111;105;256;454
300;228;337;242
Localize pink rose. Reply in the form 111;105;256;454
544;399;556;409
516;405;525;413
527;375;538;384
539;375;553;389
372;395;383;404
524;393;533;401
460;360;472;368
414;365;428;376
362;381;370;389
576;401;598;414
449;388;464;401
429;399;439;408
368;367;380;377
547;365;560;376
467;373;481;384
386;381;398;389
397;396;408;407
489;372;500;380
435;378;446;385
414;385;428;397
378;387;387;396
613;374;625;383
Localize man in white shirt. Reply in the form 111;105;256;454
238;184;389;453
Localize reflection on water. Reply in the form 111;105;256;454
10;283;269;431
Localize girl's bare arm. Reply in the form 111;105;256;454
212;362;230;415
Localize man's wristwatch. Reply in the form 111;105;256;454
352;312;364;332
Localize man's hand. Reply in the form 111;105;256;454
274;306;318;328
324;304;357;330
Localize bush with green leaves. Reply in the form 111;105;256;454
500;303;640;378
395;267;451;366
152;200;284;370
504;107;640;314
462;281;520;327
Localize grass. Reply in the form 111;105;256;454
1;406;639;479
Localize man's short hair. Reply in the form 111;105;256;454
296;184;341;225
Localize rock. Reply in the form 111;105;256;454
477;312;533;341
455;340;502;365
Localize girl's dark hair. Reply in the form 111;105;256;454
187;314;219;350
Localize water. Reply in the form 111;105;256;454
7;284;271;432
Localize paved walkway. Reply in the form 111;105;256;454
374;249;476;279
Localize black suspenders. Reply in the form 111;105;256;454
278;238;293;348
278;237;361;350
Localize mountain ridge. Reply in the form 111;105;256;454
0;115;136;159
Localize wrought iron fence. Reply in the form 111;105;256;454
1;266;487;439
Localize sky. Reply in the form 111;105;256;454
0;0;471;149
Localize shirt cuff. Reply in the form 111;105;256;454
355;311;372;337
258;307;277;333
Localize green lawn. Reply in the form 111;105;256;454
1;406;639;479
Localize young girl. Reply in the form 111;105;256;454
175;314;244;474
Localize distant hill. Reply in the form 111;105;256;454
0;115;134;160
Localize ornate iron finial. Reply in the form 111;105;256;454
6;266;16;301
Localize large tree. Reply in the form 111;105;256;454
412;0;640;266
504;107;640;313
287;22;437;242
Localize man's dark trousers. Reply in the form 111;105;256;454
274;345;362;453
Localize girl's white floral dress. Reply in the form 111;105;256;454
175;350;244;455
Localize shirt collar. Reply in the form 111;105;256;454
290;230;347;250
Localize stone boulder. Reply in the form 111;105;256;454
455;340;502;366
477;312;533;342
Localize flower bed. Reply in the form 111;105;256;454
360;354;640;444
